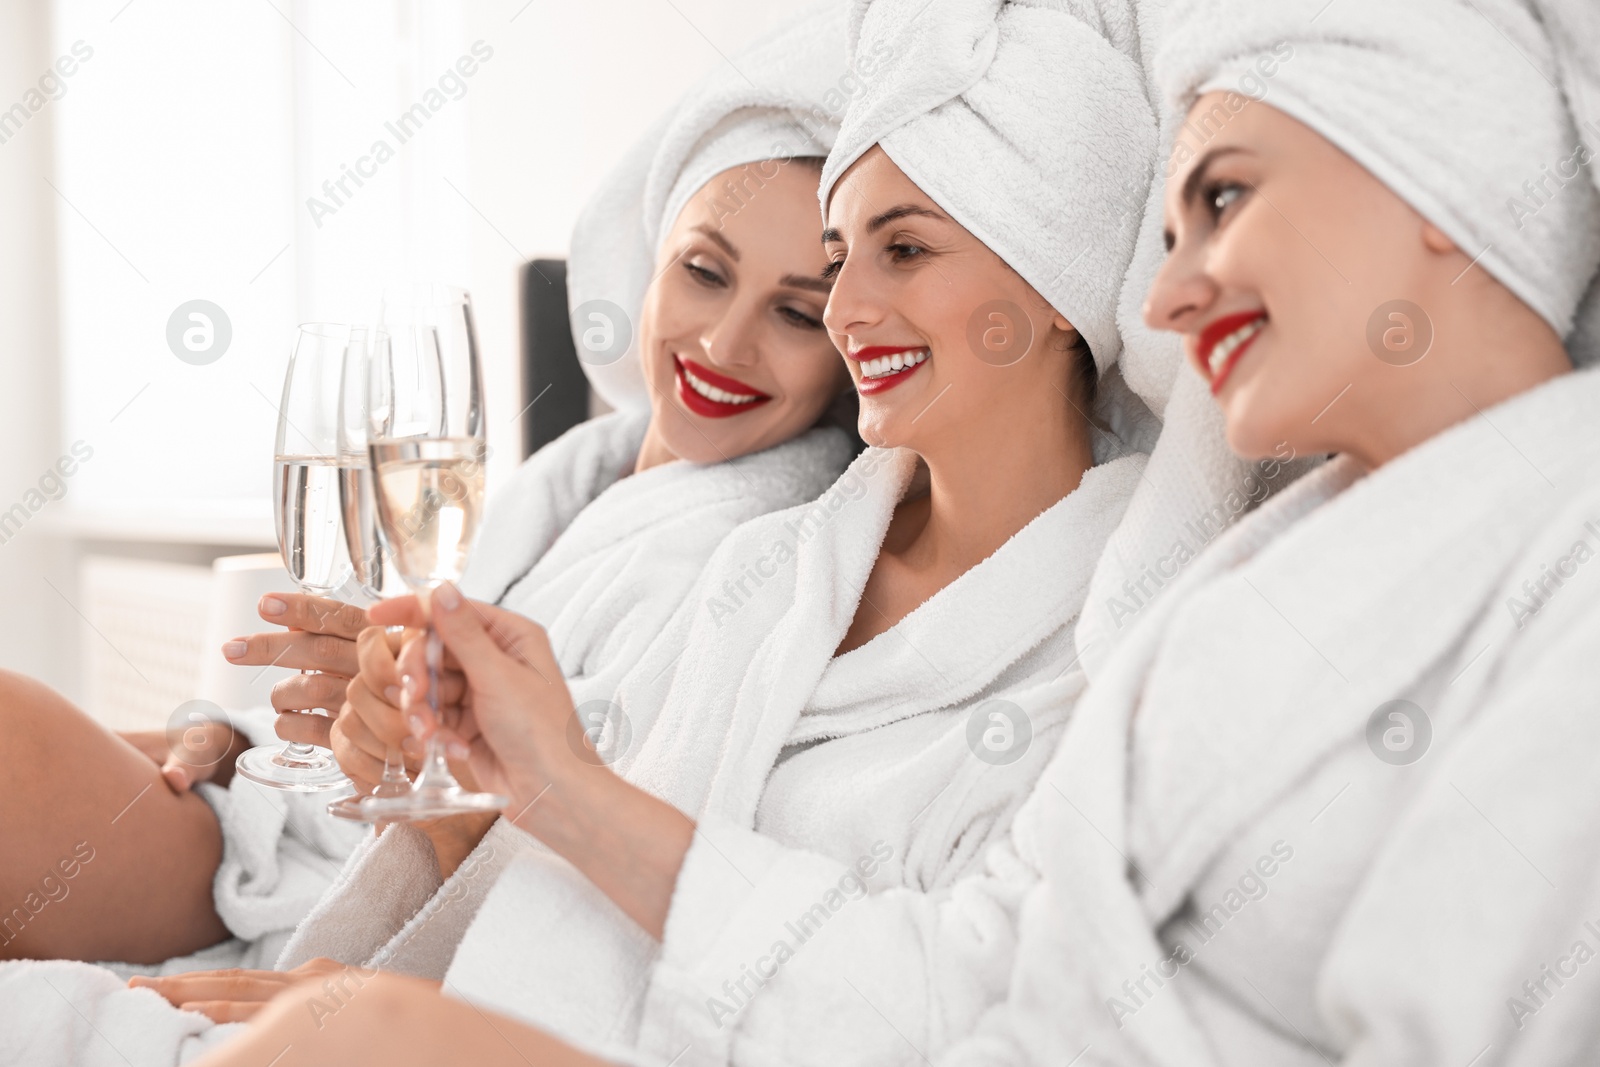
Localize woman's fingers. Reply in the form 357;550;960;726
222;629;360;676
367;594;427;629
129;969;293;1008
157;721;246;793
274;712;333;749
269;671;350;714
257;593;369;638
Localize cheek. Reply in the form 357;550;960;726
773;341;846;410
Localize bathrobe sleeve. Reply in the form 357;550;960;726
634;814;1039;1067
277;818;531;978
1315;583;1600;1066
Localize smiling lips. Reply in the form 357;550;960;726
1195;310;1268;395
849;345;930;395
674;356;772;418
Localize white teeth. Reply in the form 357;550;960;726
1207;318;1266;378
860;348;929;381
682;363;762;405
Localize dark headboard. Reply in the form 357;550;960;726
520;259;589;458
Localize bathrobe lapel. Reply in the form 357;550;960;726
619;446;1147;829
793;456;1145;745
1131;369;1600;924
991;369;1600;1067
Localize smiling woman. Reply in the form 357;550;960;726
238;3;1163;1066
929;0;1600;1064
635;156;851;467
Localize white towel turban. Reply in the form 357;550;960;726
1157;0;1600;342
818;0;1159;373
567;3;851;411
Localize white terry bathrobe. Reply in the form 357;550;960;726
946;366;1600;1067
282;2;1171;1065
932;0;1600;1062
0;3;860;1057
0;413;854;1067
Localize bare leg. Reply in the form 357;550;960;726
0;669;229;963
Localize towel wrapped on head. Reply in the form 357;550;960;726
819;0;1158;376
1158;0;1600;345
566;3;850;411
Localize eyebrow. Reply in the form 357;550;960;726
821;203;949;245
780;273;834;294
1180;146;1253;210
692;224;739;261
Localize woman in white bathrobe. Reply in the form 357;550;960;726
928;1;1600;1065
193;1;1600;1065
0;6;855;978
148;2;1173;1064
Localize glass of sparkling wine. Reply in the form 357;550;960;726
327;325;414;821
355;285;507;820
235;323;357;792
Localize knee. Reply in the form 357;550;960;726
0;670;78;754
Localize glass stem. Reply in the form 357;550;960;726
374;746;410;798
283;668;321;758
411;625;463;792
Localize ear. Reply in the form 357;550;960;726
1421;221;1458;255
1052;311;1082;349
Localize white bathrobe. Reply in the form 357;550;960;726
326;441;1139;1065
933;366;1600;1067
0;413;853;1067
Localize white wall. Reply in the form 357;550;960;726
0;0;73;692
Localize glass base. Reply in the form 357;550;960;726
235;743;352;793
326;781;409;822
351;784;507;822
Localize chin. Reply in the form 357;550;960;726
1219;394;1292;462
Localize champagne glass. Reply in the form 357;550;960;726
327;326;414;820
355;285;507;820
235;324;358;792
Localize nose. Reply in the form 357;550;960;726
699;294;763;370
1143;237;1218;336
822;255;888;341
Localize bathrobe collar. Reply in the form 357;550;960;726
1128;367;1600;923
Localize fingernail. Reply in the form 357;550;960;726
435;582;462;612
447;739;471;760
383;685;401;706
164;766;190;791
400;674;417;706
222;639;247;659
260;595;287;617
400;736;422;759
408;713;427;737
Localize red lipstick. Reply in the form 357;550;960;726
847;344;929;396
674;356;772;419
1194;310;1268;395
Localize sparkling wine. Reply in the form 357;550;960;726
369;436;486;587
274;456;349;594
338;459;387;597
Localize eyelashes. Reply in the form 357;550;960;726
818;238;930;279
1203;180;1248;222
684;260;726;288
